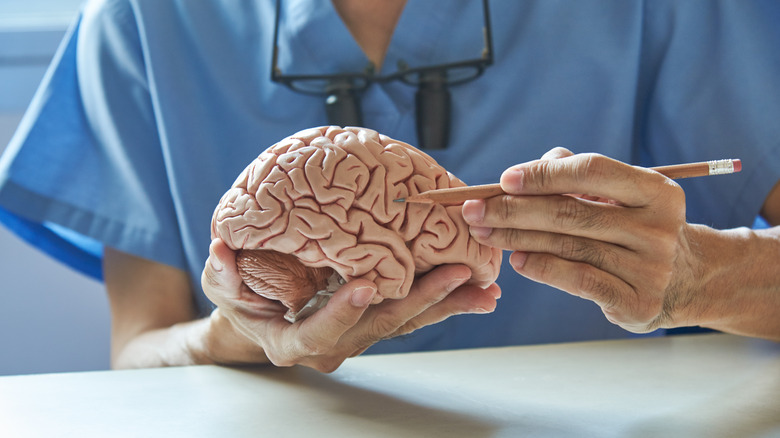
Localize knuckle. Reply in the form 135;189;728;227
649;178;686;220
577;153;609;183
669;185;686;215
551;196;586;231
368;312;403;337
532;254;557;281
311;357;344;374
637;303;662;325
629;303;662;328
496;196;519;224
557;235;594;262
542;146;573;160
584;245;612;270
392;316;434;338
557;235;578;259
576;265;621;309
297;332;332;357
589;250;608;270
649;263;675;292
419;285;449;308
396;318;425;336
264;348;296;368
350;332;383;350
527;159;552;190
559;196;612;233
628;284;665;326
576;266;603;296
504;229;525;250
329;308;360;331
201;267;221;292
602;310;621;326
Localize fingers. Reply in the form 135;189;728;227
296;280;377;352
259;279;377;372
510;251;660;331
460;150;688;335
359;264;473;336
466;217;669;314
509;250;623;306
388;282;501;338
202;238;247;304
463;195;641;247
303;264;486;366
274;266;477;372
203;239;285;322
468;225;634;275
367;265;475;327
499;153;670;208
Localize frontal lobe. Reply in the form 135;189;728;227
211;126;501;317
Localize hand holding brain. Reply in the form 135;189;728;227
211;126;501;320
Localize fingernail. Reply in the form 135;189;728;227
501;168;524;193
462;200;485;224
510;251;528;270
351;287;376;307
470;226;493;239
472;307;492;314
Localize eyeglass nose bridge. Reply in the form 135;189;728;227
415;69;451;150
325;78;363;128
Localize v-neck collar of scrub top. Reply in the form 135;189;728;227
275;0;477;79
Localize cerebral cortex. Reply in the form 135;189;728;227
211;126;501;318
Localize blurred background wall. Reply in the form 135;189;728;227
0;0;111;375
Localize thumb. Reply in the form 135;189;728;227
501;147;575;194
202;238;244;299
541;146;574;160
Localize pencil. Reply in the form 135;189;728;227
394;158;742;204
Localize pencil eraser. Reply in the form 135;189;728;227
733;159;742;173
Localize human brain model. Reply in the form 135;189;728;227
211;126;501;321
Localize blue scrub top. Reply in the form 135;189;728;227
2;0;780;353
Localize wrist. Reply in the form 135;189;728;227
112;318;220;369
182;316;220;365
671;225;743;326
679;225;780;339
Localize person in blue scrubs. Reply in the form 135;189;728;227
1;0;779;371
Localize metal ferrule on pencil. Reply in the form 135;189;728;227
708;159;737;175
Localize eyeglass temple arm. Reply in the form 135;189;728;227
481;0;494;64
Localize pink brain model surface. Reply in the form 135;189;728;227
211;126;501;320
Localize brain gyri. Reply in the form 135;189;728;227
211;126;501;319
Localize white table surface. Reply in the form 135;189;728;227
1;334;778;438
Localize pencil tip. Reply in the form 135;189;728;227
393;198;405;203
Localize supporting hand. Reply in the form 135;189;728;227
202;238;500;372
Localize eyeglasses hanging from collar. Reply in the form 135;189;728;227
270;0;493;150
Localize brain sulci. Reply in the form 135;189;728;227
211;126;502;318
